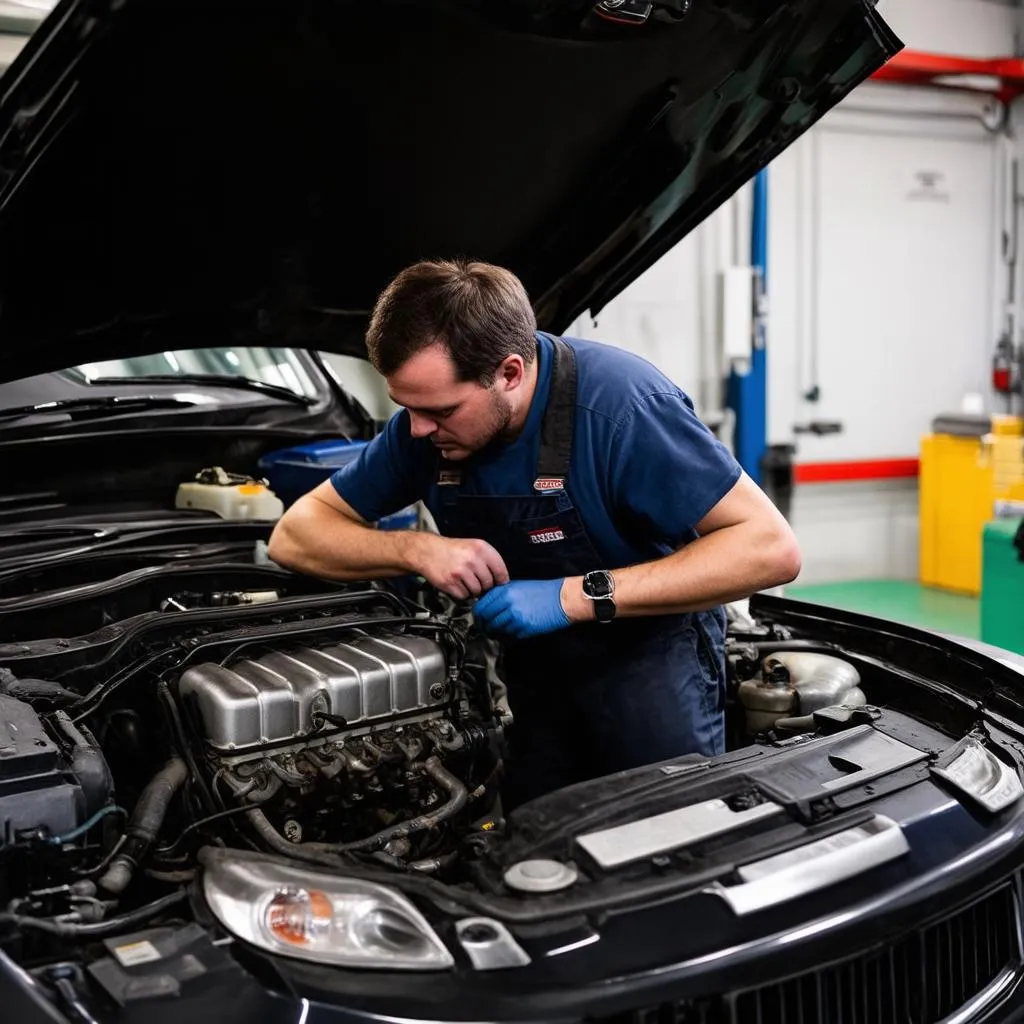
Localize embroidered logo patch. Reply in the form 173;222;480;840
533;476;565;493
529;527;565;544
437;470;462;486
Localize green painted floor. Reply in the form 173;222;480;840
785;580;981;640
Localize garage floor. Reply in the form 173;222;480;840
785;580;980;640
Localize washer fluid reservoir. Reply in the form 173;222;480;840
175;467;285;521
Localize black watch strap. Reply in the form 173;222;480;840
582;570;616;623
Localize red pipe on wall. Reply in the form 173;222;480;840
871;50;1024;105
794;459;920;484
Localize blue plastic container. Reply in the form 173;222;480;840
258;440;419;531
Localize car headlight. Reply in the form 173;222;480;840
202;854;454;970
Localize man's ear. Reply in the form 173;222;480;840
497;355;526;391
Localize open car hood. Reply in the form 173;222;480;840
0;0;900;383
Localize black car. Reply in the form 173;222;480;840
7;3;1024;1024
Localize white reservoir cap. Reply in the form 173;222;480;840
503;859;578;893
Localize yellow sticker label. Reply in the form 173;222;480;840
113;940;162;967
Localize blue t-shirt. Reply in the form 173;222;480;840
329;333;742;569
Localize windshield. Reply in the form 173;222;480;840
66;347;319;399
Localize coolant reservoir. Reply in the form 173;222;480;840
738;669;797;736
175;467;285;521
737;653;866;736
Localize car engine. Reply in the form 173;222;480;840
171;631;497;870
0;577;508;921
0;568;894;916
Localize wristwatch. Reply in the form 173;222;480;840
582;570;616;623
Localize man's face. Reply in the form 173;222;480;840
386;343;518;460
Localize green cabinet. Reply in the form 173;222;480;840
981;518;1024;656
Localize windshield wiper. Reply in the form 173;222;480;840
89;374;315;406
0;395;198;425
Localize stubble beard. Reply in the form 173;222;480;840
439;390;513;460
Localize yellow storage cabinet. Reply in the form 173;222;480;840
919;416;1023;597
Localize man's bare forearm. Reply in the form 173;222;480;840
268;482;510;599
267;493;428;581
560;520;801;623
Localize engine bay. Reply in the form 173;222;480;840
0;476;1021;997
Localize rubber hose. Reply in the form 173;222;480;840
145;868;197;883
247;758;468;862
51;714;115;815
410;852;458;874
0;669;78;706
468;761;503;802
245;809;346;869
0;889;187;938
338;757;468;853
371;850;410;870
49;805;127;845
99;758;188;895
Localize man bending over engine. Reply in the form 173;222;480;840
268;260;801;809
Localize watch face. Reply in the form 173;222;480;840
586;572;613;598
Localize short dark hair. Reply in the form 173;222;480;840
366;259;538;383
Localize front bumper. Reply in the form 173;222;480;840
6;954;1024;1024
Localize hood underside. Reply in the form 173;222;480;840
0;0;899;382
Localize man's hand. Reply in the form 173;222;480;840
413;535;510;600
472;579;571;638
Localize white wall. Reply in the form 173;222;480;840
877;0;1018;59
790;480;921;583
568;202;738;421
768;86;1004;461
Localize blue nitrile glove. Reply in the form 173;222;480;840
472;579;571;639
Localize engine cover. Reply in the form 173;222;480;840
178;634;448;753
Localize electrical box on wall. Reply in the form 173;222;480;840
719;266;754;366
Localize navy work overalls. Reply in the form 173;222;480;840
435;338;726;810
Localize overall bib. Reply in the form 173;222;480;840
435;338;726;810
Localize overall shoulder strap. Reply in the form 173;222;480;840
534;337;577;490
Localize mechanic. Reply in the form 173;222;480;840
268;259;801;809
